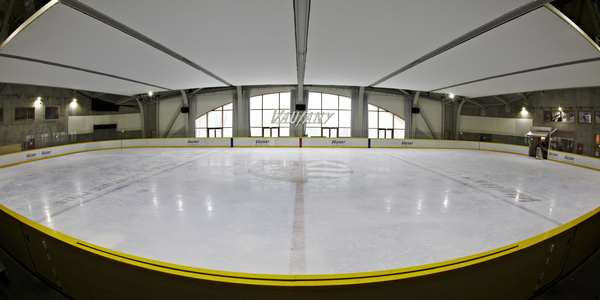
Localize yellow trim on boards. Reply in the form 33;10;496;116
2;139;600;287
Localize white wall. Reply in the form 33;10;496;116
158;96;187;138
366;92;406;119
68;114;141;134
195;91;235;117
459;115;532;136
414;98;442;139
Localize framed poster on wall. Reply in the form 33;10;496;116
543;111;551;122
578;111;591;124
551;110;562;122
562;110;575;123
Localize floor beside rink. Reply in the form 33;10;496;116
1;147;599;276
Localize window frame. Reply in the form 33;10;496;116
304;92;352;138
15;107;35;121
195;103;233;138
368;104;405;139
250;92;291;137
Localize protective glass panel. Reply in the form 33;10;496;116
368;104;378;111
380;112;393;128
331;128;338;138
263;128;271;137
306;110;321;127
308;92;321;109
339;96;351;110
223;111;233;127
322;94;338;109
250;110;262;127
250;128;262;137
263;110;275;126
394;130;404;139
272;128;279;138
323;110;337;127
369;129;377;138
263;94;279;109
394;116;405;129
223;128;233;137
339;111;351;127
223;103;233;110
250;96;262;109
368;111;378;128
280;92;291;110
306;127;321;137
339;128;351;137
208;111;222;127
280;127;289;137
196;115;207;128
196;129;207;138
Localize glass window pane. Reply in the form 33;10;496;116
209;129;215;138
322;94;338;109
394;116;405;129
263;94;279;109
394;129;404;139
339;111;351;127
280;92;291;110
308;92;321;109
380;112;393;128
339;96;351;110
272;128;279;138
378;129;386;139
280;127;290;137
323;110;337;127
263;109;275;126
263;128;271;137
196;115;207;128
223;111;233;127
250;96;262;109
322;129;330;138
368;111;378;128
208;111;222;127
306;127;321;137
223;103;233;110
223;128;233;137
306;110;321;127
369;129;378;138
251;128;262;137
331;128;338;138
368;104;378;111
215;129;222;138
196;129;207;138
339;128;351;137
250;110;262;127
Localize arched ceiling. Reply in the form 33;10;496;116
0;0;599;101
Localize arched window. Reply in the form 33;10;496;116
368;104;405;139
195;103;233;138
305;92;351;138
250;92;291;137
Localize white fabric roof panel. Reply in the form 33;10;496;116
304;0;533;87
446;60;600;98
76;0;297;86
376;6;600;95
0;2;225;92
0;56;166;95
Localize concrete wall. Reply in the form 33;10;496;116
0;84;142;148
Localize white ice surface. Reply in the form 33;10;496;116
1;148;599;275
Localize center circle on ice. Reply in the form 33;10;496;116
247;160;353;182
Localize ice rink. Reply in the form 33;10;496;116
1;147;599;275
